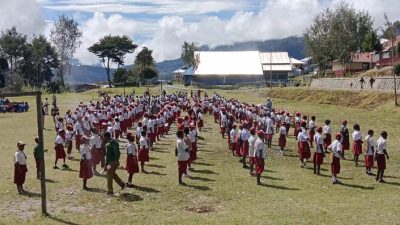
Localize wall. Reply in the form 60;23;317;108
310;76;400;91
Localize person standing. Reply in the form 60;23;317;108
340;120;350;159
33;137;44;179
54;130;68;169
138;130;150;173
278;122;287;156
79;136;93;190
248;128;257;175
375;131;389;183
322;120;332;153
176;130;189;185
14;141;28;194
254;130;266;185
364;130;375;176
352;124;363;166
103;132;126;195
125;133;139;188
297;121;311;168
313;127;325;175
328;133;343;184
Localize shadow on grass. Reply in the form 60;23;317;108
86;187;107;193
68;158;80;162
259;183;299;191
135;185;160;193
149;157;160;161
119;193;144;202
305;167;328;172
61;167;79;172
151;148;170;154
147;164;166;168
45;178;57;183
185;184;211;191
21;190;41;198
384;181;400;186
188;176;215;182
261;175;283;181
46;215;80;225
193;162;214;166
148;171;167;176
339;183;374;190
192;169;218;175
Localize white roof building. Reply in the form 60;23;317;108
260;52;292;71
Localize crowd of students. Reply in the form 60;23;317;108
0;97;29;113
13;90;390;196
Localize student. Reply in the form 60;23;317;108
294;112;301;138
264;113;274;149
340;120;350;158
248;128;257;175
176;130;189;185
188;124;197;170
65;125;74;160
54;129;68;169
220;111;227;138
308;116;316;148
254;130;266;185
297;121;311;168
114;117;121;140
313;127;325;175
79;136;93;190
14;141;28;194
74;117;83;150
285;112;291;135
352;124;363;166
103;131;126;195
323;120;332;153
90;129;103;175
240;123;251;168
328;133;343;184
364;129;375;176
278;122;287;156
229;125;237;156
33;137;44;179
138;130;150;173
125;133;139;188
375;131;389;183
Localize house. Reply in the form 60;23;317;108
260;52;292;83
186;51;265;85
332;52;375;76
375;36;400;67
172;66;188;83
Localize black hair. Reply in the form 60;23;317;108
104;132;111;139
353;124;360;131
381;131;388;137
367;129;374;136
141;130;147;136
311;116;316;120
325;119;330;125
184;127;190;134
176;130;184;138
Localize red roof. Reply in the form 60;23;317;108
351;52;374;63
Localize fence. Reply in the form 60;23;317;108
190;81;287;90
310;76;400;91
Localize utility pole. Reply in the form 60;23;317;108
36;91;47;215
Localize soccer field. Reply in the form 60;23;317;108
0;87;399;225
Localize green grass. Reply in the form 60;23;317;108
1;86;400;225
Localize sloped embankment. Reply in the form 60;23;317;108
258;88;395;110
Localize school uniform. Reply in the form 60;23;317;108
340;126;350;150
177;138;189;177
328;140;342;175
297;128;311;161
126;142;139;174
264;117;274;141
65;130;74;155
278;126;287;148
352;131;363;155
254;138;266;175
74;122;83;149
138;136;149;162
248;135;256;164
79;144;93;179
313;133;324;165
90;134;103;165
241;128;251;156
229;129;237;152
14;150;28;185
55;135;66;159
188;130;197;162
376;137;387;170
308;120;316;145
114;121;121;139
364;135;374;169
322;125;332;149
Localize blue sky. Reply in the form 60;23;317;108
1;0;399;64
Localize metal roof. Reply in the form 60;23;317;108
290;57;306;65
193;51;263;76
262;64;292;71
260;52;291;64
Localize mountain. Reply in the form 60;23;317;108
66;36;305;84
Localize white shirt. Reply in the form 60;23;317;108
55;135;64;144
14;150;27;165
74;123;83;135
365;135;375;156
176;138;189;161
230;129;237;143
308;120;316;129
80;144;92;160
279;126;287;135
328;140;342;158
376;137;387;155
265;117;274;134
241;129;251;141
66;131;74;141
297;128;309;142
352;131;362;141
127;142;137;156
323;125;332;134
188;131;196;143
91;134;102;148
139;136;149;149
254;138;266;158
248;135;256;157
314;133;324;153
114;121;121;130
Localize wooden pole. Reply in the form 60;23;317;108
36;91;47;215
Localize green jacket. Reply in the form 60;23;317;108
34;144;44;160
105;140;120;164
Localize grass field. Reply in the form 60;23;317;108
1;86;400;225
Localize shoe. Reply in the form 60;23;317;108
62;164;69;169
127;183;135;188
179;182;187;186
94;171;101;176
379;179;385;183
53;166;59;169
107;191;114;195
121;183;127;190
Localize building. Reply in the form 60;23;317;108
375;36;400;67
332;52;375;76
188;51;265;85
260;52;292;83
172;66;188;83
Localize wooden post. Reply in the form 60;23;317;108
36;91;47;215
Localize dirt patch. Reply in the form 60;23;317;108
185;195;217;214
259;88;394;110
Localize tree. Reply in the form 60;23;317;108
132;47;158;85
88;35;137;87
0;57;8;88
304;2;373;76
394;64;400;76
20;35;59;87
50;15;82;86
0;27;27;78
181;41;198;68
382;20;400;39
362;30;382;52
113;68;128;84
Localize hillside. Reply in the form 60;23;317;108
66;36;305;83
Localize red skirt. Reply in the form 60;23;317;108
190;142;198;161
55;144;66;159
138;147;149;162
249;157;255;164
342;140;350;151
91;148;104;165
294;123;300;136
323;134;332;149
198;119;203;128
265;133;273;141
79;159;93;179
352;140;363;155
313;152;324;165
126;156;139;174
331;156;341;175
14;164;28;185
178;160;188;174
75;135;82;149
149;132;156;143
299;142;311;160
278;134;286;148
241;141;249;156
220;127;226;134
255;157;265;174
365;155;374;168
309;130;315;143
376;154;386;170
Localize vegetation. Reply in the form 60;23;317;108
181;41;198;68
362;30;382;52
132;47;158;85
88;35;137;87
394;64;400;76
50;15;82;87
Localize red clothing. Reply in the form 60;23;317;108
298;141;311;160
255;157;265;174
313;152;324;165
376;154;386;170
55;144;66;159
241;141;249;156
352;140;363;155
278;134;286;148
331;156;341;175
79;159;93;179
178;160;188;175
126;156;139;174
138;147;149;162
14;164;28;185
364;155;374;169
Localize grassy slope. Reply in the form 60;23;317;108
0;86;399;225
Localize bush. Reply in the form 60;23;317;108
394;64;400;76
46;82;65;93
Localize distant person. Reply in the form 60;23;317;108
360;77;365;90
14;141;28;194
350;82;353;89
375;131;389;183
352;124;363;167
79;136;93;190
266;98;272;111
340;120;350;159
328;133;343;184
254;130;266;185
176;130;189;185
43;98;49;115
364;129;375;176
369;77;375;88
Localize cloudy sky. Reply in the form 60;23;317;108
0;0;399;65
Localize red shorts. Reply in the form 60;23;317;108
376;154;386;170
331;156;341;175
79;159;93;179
126;156;139;174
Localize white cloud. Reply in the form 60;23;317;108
0;0;46;35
